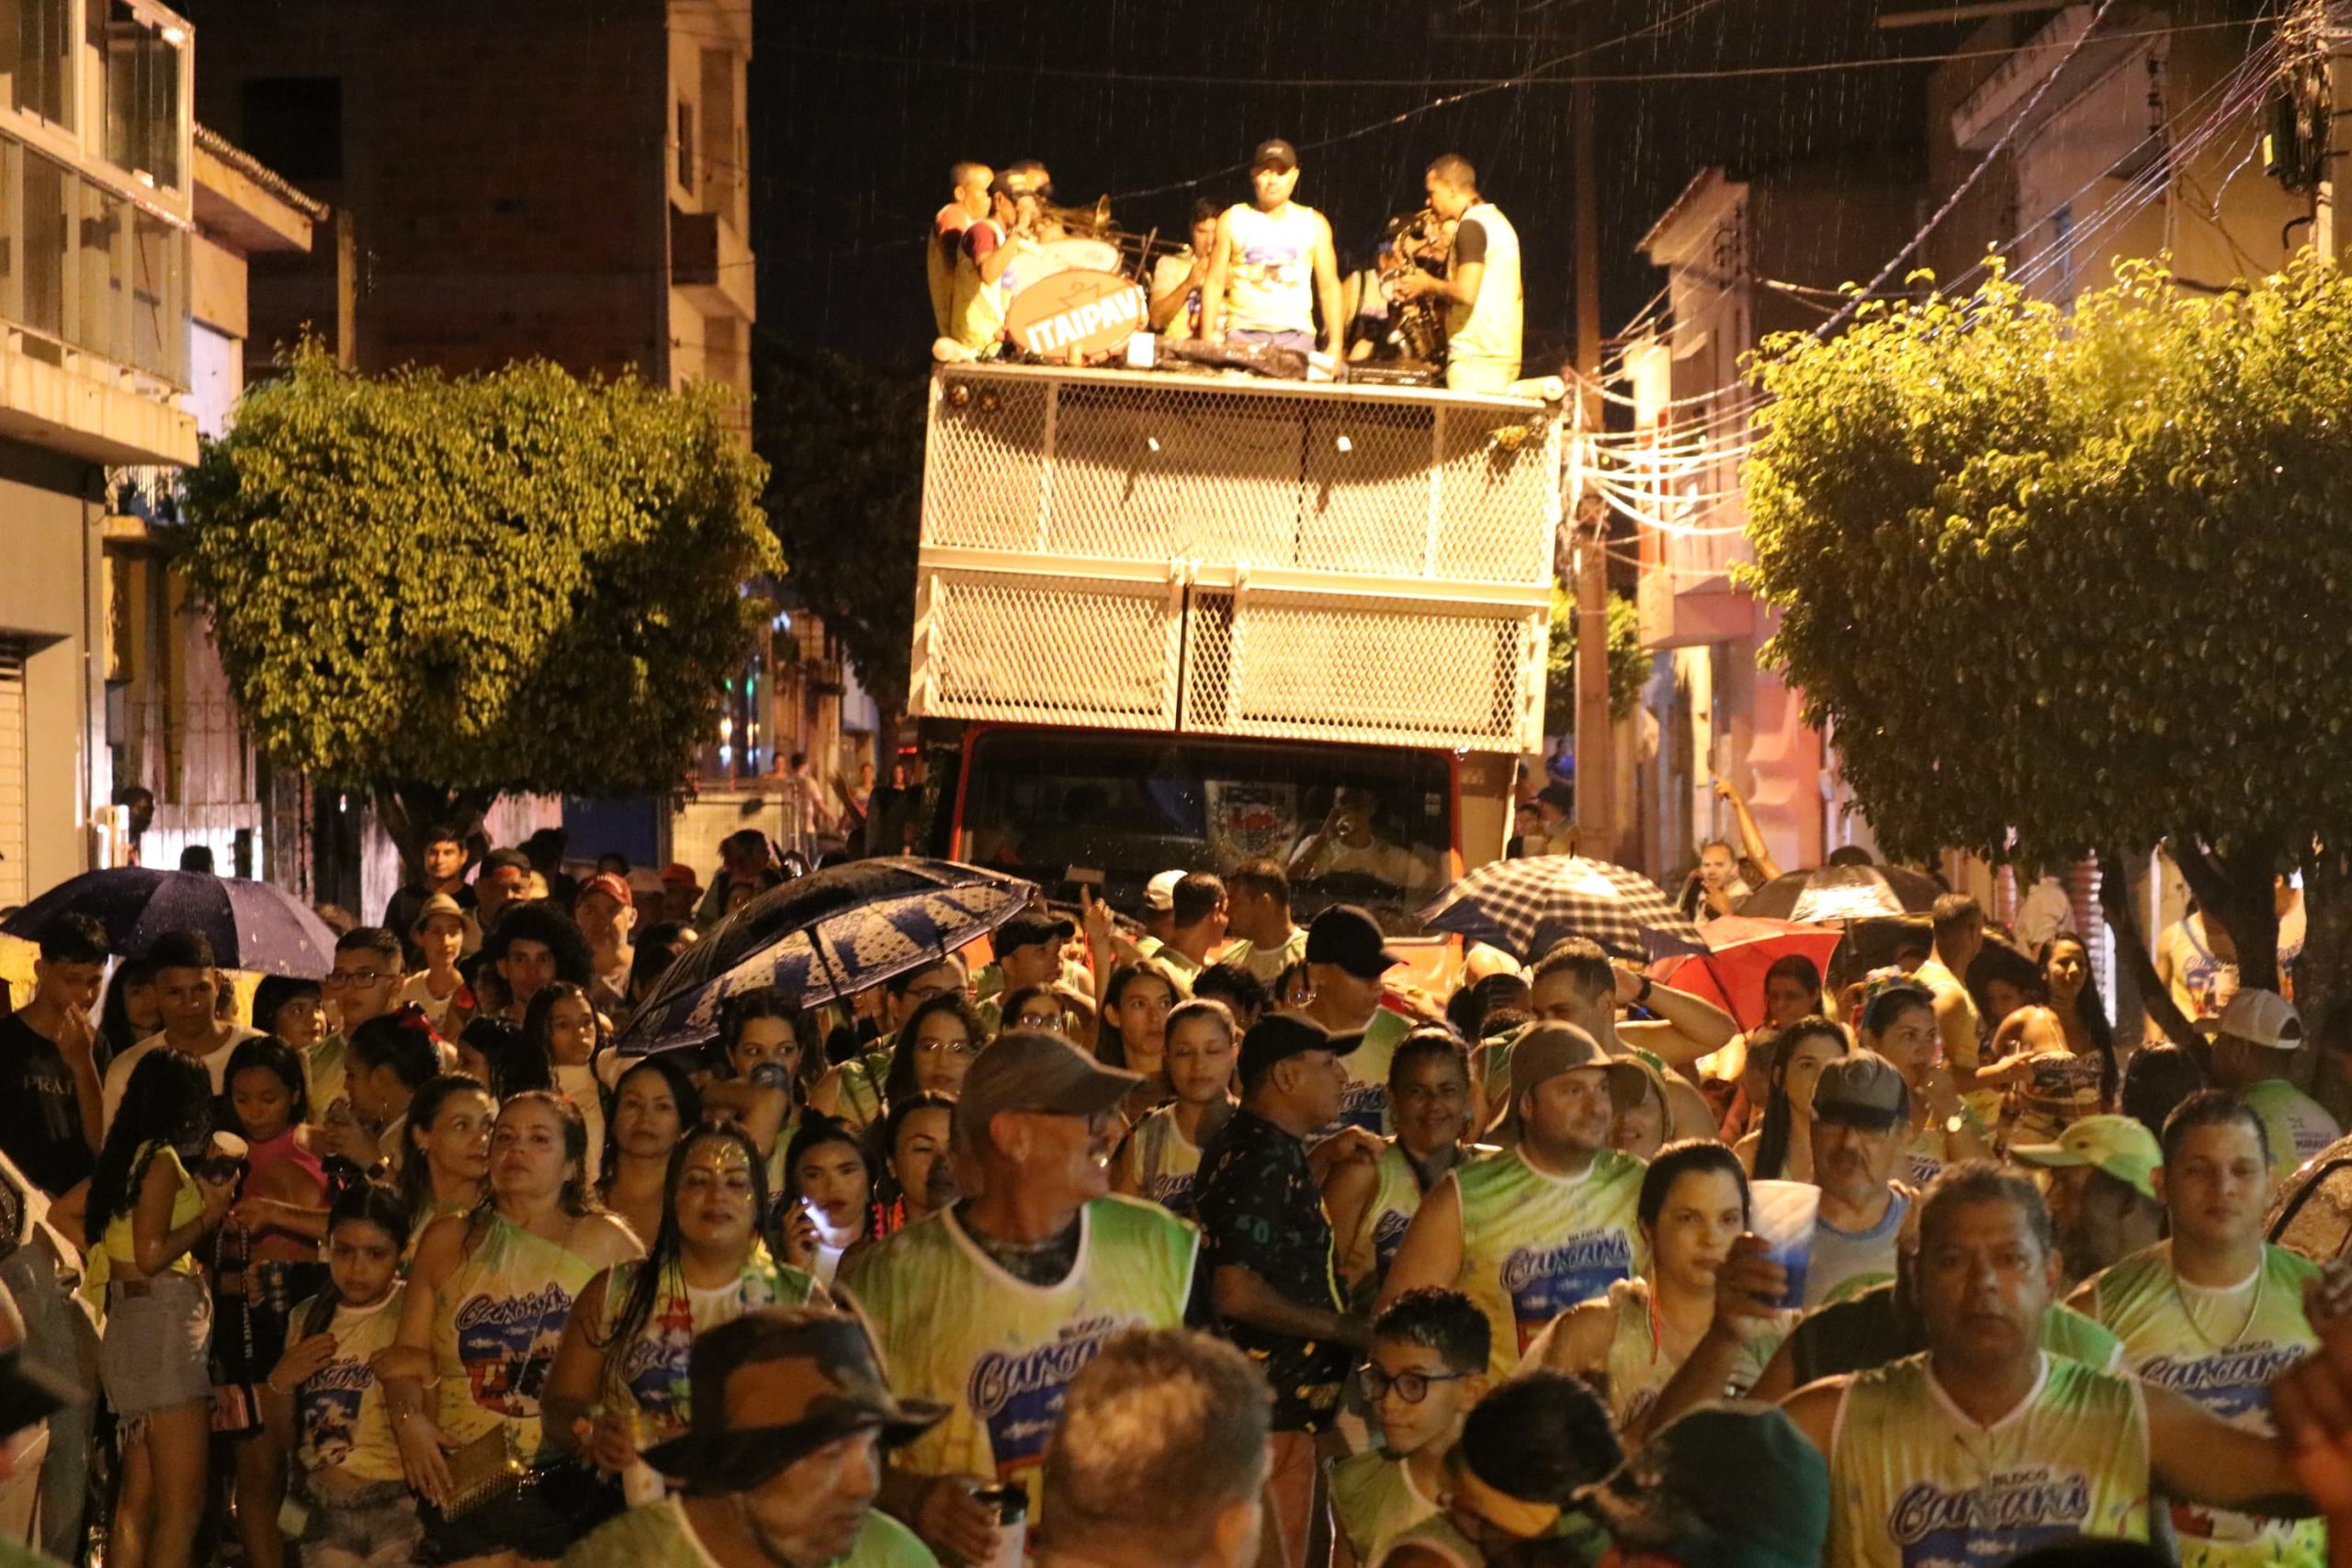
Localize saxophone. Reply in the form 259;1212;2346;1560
1381;207;1453;364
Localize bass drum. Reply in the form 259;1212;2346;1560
1014;236;1124;289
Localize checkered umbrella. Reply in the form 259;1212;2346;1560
1419;855;1702;963
1737;863;1940;923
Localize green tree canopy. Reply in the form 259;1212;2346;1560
1744;254;2352;1007
752;336;925;715
1544;588;1647;737
178;342;776;845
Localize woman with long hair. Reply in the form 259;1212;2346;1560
383;1090;642;1567
522;981;606;1182
1112;998;1238;1216
1977;933;2119;1146
98;955;161;1064
252;976;328;1056
1736;1018;1849;1181
699;987;814;1200
263;1184;419;1568
595;1056;702;1249
882;990;989;1109
85;1050;239;1568
1858;976;1992;1185
618;920;695;1023
776;1114;876;1288
542;1122;820;1512
397;1074;498;1238
1528;1140;1791;1439
215;1035;331;1568
868;1091;957;1242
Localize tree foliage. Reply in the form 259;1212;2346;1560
1544;588;1647;737
752;336;926;715
177;342;776;840
1745;254;2352;1000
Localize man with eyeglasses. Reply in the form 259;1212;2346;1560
838;1030;1197;1565
309;926;407;1111
1194;1013;1375;1568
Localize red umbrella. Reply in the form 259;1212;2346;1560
1645;916;1843;1033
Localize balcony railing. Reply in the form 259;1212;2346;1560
0;128;189;389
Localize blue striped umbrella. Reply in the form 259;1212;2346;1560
617;857;1039;1055
2;866;338;977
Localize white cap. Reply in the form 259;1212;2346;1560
2216;987;2303;1049
1142;869;1184;913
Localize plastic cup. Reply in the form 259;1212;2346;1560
1748;1179;1821;1310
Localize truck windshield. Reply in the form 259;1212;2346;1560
955;729;1455;931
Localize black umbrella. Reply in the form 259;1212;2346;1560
618;857;1039;1055
2;867;337;977
1737;863;1941;924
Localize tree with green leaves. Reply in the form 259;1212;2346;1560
177;342;776;869
752;335;926;716
1743;254;2352;1063
1544;587;1647;738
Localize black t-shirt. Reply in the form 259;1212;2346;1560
1193;1108;1352;1431
0;1014;94;1196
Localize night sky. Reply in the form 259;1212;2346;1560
753;0;1978;367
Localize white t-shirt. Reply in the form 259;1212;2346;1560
101;1024;266;1134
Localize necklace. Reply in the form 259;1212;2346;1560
2169;1249;2265;1351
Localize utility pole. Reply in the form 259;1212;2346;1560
1571;34;1616;860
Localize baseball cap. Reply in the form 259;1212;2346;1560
410;892;469;937
1490;1022;1649;1142
2214;987;2302;1049
998;911;1077;953
1141;869;1185;914
954;1028;1141;1150
2008;1114;2161;1200
1305;905;1405;980
1238;1012;1363;1085
1251;138;1298;172
1577;1404;1829;1568
1810;1051;1909;1128
639;1309;945;1488
580;872;633;908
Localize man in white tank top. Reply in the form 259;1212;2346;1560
1392;153;1522;393
1200;138;1343;355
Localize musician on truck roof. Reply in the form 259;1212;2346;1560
1389;153;1523;392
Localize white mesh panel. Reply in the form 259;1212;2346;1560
912;568;1181;730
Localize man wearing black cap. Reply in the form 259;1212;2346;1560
1193;1012;1373;1568
837;1031;1198;1563
1298;904;1416;1134
1380;1022;1651;1378
978;910;1077;1032
559;1309;943;1568
1199;138;1343;355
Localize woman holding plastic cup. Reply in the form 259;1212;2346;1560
1736;1019;1850;1181
1524;1141;1794;1439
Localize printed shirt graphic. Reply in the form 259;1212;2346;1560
1332;1007;1411;1135
1220;203;1321;335
1116;1104;1204;1218
1451;1147;1645;1377
432;1214;599;1458
2089;1241;2325;1567
2005;1052;2106;1148
1828;1351;2151;1568
292;1289;406;1483
599;1249;822;1447
838;1195;1196;1523
1194;1109;1355;1431
1341;1143;1431;1299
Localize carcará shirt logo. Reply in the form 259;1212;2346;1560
1373;1210;1412;1272
1502;1233;1634;1348
1338;1080;1388;1134
453;1284;573;1413
1888;1472;2090;1565
299;1359;374;1467
2137;1344;2306;1420
968;1314;1125;1479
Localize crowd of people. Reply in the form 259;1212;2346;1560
926;143;1524;392
10;828;2352;1568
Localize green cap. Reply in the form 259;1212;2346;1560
1577;1404;1828;1568
2007;1113;2161;1200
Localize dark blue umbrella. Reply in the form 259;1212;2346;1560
1;867;338;977
617;857;1039;1055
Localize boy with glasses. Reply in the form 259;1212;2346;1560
1331;1289;1490;1567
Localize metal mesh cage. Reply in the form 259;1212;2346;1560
912;567;1182;730
1185;588;1545;751
924;367;1560;584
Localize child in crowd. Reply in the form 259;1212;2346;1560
263;1185;419;1568
1330;1288;1491;1567
1114;998;1238;1215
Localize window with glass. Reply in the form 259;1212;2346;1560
103;1;182;190
0;0;73;127
0;133;187;385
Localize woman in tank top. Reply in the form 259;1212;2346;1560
383;1089;641;1567
395;1074;497;1246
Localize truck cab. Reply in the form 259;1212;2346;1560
908;362;1562;931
